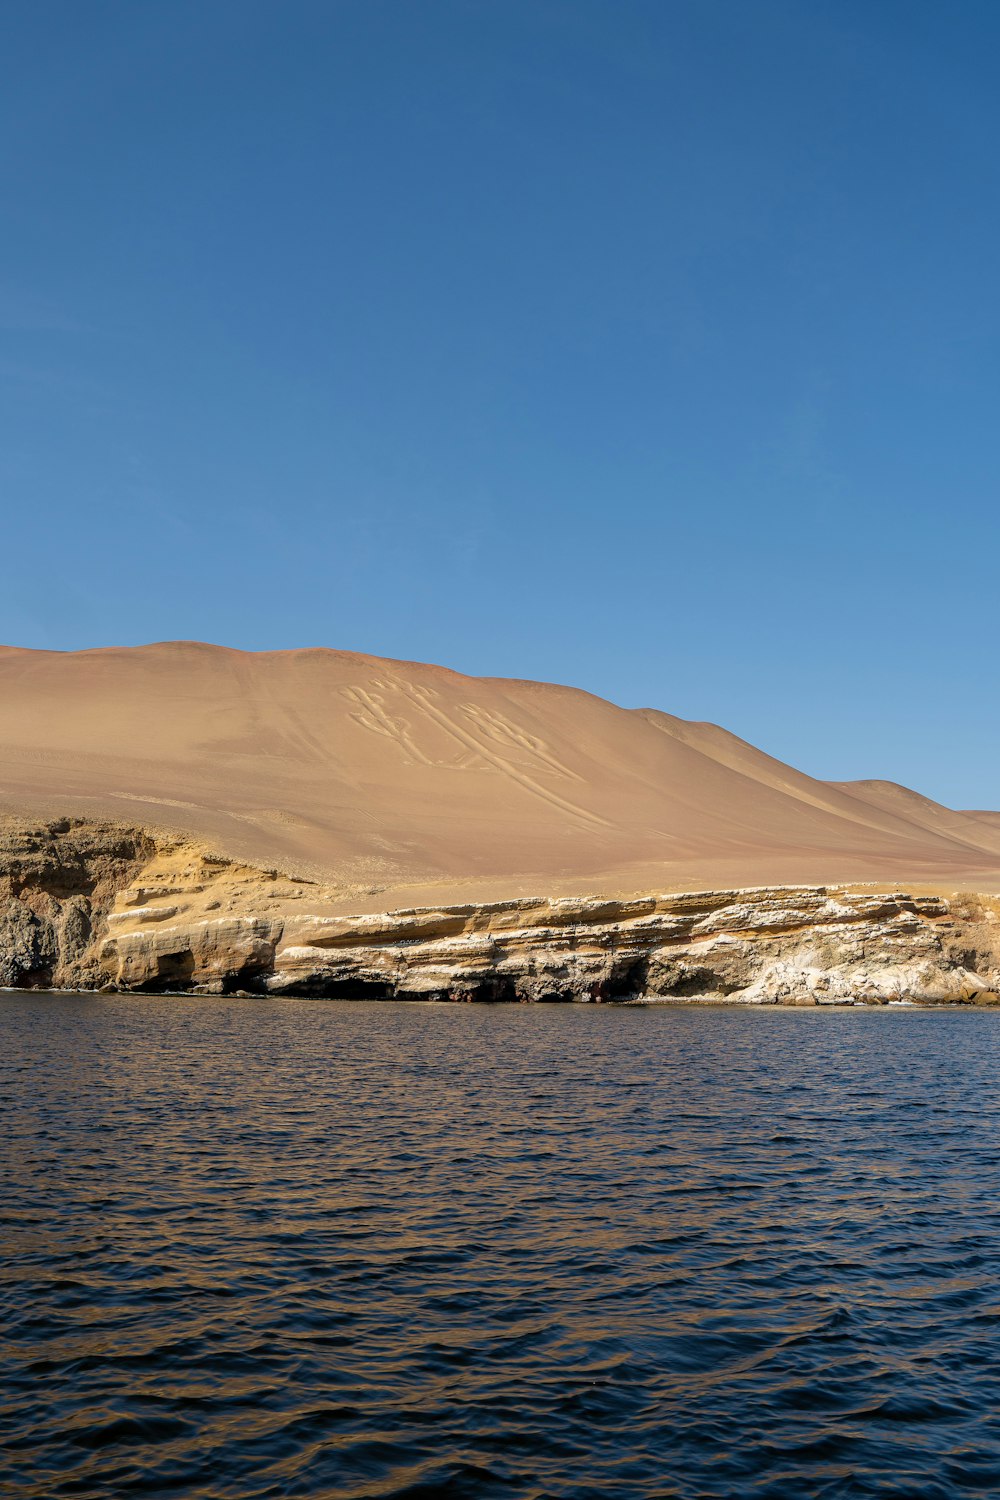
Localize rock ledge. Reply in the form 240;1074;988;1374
3;819;999;1004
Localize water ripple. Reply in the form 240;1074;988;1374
3;997;1000;1496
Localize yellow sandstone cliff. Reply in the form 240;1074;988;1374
3;819;999;1005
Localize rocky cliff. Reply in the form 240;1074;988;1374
0;820;154;990
3;818;1000;1005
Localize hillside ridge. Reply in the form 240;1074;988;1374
1;640;997;907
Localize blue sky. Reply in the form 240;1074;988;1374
2;0;997;806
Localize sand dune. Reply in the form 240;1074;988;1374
0;640;997;905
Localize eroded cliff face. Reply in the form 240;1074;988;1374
0;821;155;989
3;818;1000;1004
200;887;1000;1005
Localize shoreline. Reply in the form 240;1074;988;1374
2;986;998;1011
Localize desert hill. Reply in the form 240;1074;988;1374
1;640;998;908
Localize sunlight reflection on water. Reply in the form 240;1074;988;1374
3;996;1000;1498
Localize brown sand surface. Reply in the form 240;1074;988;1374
1;640;998;908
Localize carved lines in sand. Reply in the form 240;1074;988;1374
341;681;610;829
460;703;584;783
342;685;435;765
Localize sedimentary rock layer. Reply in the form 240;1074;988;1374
4;819;1000;1006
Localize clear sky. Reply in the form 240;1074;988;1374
2;1;997;806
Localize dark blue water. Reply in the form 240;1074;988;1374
3;996;1000;1498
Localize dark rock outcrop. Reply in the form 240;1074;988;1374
0;820;153;988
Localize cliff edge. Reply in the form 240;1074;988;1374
4;818;1000;1005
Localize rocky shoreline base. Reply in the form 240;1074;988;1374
3;819;999;1005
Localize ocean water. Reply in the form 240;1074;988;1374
3;995;1000;1499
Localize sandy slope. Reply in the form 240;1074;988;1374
0;640;997;906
